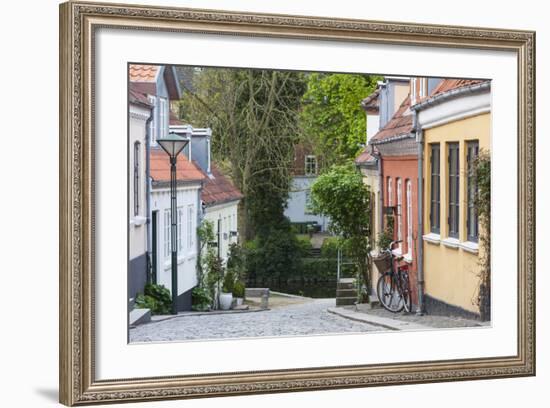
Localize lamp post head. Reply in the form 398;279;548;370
157;132;190;160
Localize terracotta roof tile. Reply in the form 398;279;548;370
150;148;206;184
128;84;151;107
355;149;375;164
361;89;380;113
430;78;485;96
370;95;413;143
201;165;243;206
129;64;158;83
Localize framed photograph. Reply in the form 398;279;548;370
59;1;535;405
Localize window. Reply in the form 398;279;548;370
133;142;140;216
430;144;441;233
147;96;157;144
448;143;460;238
411;78;417;105
187;204;194;249
177;207;183;252
396;178;402;249
159;97;168;139
387;177;393;206
163;209;171;258
467;141;480;242
406;180;413;255
305;155;317;176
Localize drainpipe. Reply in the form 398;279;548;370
371;147;384;239
413;112;425;315
145;114;154;284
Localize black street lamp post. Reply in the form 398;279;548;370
157;132;190;315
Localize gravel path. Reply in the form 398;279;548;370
130;298;382;342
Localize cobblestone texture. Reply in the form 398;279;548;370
129;298;382;342
360;306;487;328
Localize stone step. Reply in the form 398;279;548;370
337;282;356;290
336;297;357;306
129;308;151;327
336;289;357;297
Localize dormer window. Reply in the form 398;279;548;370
305;155;317;176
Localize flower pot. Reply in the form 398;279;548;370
235;297;243;306
219;292;233;310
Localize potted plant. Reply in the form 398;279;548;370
232;280;246;306
219;270;235;310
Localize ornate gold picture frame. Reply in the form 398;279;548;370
59;1;535;405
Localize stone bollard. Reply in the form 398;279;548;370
261;291;269;309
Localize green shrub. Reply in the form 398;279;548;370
233;280;246;298
296;235;313;255
135;283;172;315
222;270;236;294
191;286;211;311
245;224;303;282
226;243;247;281
320;237;340;258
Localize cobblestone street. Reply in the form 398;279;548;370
130;298;383;342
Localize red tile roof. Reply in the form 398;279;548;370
355;149;376;164
129;64;158;82
431;78;485;96
129;84;151;108
201;164;243;206
370;95;413;143
150;148;206;184
361;89;380;113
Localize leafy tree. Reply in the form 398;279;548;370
178;68;306;240
309;163;373;302
300;73;380;167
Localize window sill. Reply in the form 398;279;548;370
460;241;479;254
441;237;460;249
130;216;147;226
422;233;441;245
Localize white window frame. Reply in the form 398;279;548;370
163;209;171;259
177;207;183;252
406;180;413;257
387;177;393;206
305;155;318;176
187;204;194;249
396;178;403;251
411;78;417;105
159;96;168;139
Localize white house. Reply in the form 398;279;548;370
170;123;242;262
130;64;210;312
128;87;152;304
149;149;205;311
284;144;329;232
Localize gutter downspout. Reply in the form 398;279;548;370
413;111;425;315
145;114;153;284
372;147;384;240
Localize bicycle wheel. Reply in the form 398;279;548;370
377;273;404;313
399;271;412;313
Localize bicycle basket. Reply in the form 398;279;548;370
372;252;391;273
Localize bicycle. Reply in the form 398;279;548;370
375;240;412;313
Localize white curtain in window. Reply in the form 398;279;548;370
396;178;402;250
406;180;413;255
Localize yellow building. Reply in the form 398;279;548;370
413;79;491;318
